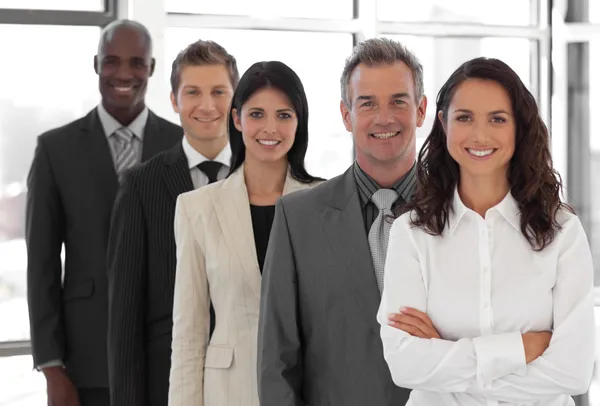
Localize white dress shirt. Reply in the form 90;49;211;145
377;188;595;406
181;136;231;189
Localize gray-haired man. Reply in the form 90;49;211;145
257;37;427;405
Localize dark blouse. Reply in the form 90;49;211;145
250;204;276;273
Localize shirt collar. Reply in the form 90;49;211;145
182;136;231;170
353;160;416;208
97;103;148;140
448;187;521;236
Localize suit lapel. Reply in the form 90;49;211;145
78;109;119;205
282;171;309;195
212;168;313;299
213;167;261;298
163;142;194;201
320;167;381;335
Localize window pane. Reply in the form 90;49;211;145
377;0;535;25
589;42;600;285
592;3;600;23
165;28;354;179
0;0;103;11
383;36;533;146
574;2;600;23
166;0;353;20
587;307;600;404
0;355;45;405
0;25;100;342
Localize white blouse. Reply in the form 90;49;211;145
377;189;595;406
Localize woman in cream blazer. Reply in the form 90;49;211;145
169;61;323;406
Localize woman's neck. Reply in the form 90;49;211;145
458;171;510;218
244;155;288;205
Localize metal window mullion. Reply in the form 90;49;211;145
0;341;31;358
0;8;115;26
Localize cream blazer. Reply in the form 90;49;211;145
168;165;319;406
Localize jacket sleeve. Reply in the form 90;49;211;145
26;136;66;368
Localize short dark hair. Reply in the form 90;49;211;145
170;40;239;94
228;61;324;184
407;57;572;251
98;19;152;56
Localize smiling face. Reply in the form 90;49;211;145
441;78;516;182
95;26;154;114
170;64;233;145
340;61;426;170
232;86;297;165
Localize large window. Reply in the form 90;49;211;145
165;28;354;179
2;1;597;406
0;25;100;343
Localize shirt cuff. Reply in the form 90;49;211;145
473;332;526;385
36;359;64;370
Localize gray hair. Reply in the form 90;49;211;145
340;37;424;107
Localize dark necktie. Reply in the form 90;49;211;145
197;161;224;184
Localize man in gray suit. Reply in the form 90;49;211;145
257;38;427;405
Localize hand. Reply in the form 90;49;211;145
43;367;80;406
522;332;552;363
388;307;441;339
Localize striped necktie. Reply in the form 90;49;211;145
112;127;138;181
368;188;399;295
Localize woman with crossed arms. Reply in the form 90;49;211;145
379;57;595;405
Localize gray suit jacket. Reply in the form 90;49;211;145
257;167;411;406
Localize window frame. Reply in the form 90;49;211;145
0;0;116;25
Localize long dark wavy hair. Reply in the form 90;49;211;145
227;61;323;183
407;57;571;251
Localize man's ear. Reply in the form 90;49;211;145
340;100;352;133
170;92;179;114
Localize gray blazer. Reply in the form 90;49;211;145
257;166;411;406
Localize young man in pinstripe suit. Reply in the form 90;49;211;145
106;40;239;406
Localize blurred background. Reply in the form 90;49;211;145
0;0;598;404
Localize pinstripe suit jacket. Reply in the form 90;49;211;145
107;142;192;406
168;165;320;406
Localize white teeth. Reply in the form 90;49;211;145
371;132;398;139
115;86;133;92
194;117;217;123
468;148;495;157
258;139;280;146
